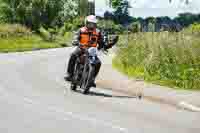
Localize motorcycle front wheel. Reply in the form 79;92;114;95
81;64;95;94
70;63;79;91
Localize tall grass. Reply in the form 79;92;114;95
113;28;200;90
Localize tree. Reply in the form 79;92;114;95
145;17;156;32
59;0;78;24
79;0;88;17
146;17;156;24
104;11;115;20
110;0;121;8
129;21;140;33
0;0;79;30
174;13;200;27
110;0;130;24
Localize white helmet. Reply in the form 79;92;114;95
85;15;98;24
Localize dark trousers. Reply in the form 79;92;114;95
67;47;101;79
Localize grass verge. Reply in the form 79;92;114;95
0;24;73;53
113;30;200;91
0;35;62;53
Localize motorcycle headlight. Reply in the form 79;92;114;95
88;47;98;57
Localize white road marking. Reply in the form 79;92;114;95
179;101;200;112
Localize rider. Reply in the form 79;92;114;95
64;15;118;87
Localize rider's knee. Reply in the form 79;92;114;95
96;61;101;69
70;52;78;59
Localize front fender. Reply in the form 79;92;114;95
88;56;99;65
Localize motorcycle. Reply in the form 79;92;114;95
70;32;119;94
70;46;101;94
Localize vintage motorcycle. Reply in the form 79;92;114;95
70;31;118;94
70;46;102;94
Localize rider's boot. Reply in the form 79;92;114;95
64;54;76;82
89;62;101;87
90;81;96;88
64;74;72;81
89;76;96;88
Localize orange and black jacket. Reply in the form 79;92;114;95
72;26;106;50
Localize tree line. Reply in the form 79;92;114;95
0;0;78;30
0;0;199;33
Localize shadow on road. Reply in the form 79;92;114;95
89;91;137;99
73;89;136;99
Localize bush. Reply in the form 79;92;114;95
128;22;141;33
64;32;73;44
191;23;200;33
58;26;66;36
56;32;73;47
64;17;83;32
38;26;72;46
64;23;73;31
98;20;125;34
38;27;51;41
0;24;31;38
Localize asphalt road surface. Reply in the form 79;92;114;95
0;48;199;133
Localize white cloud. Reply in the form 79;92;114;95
129;0;200;17
95;0;200;18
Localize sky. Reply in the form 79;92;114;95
95;0;200;18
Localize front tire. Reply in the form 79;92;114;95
81;64;95;94
70;63;79;91
70;84;77;91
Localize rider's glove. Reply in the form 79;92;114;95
72;40;79;46
105;35;119;49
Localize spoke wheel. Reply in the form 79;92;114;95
70;63;79;91
81;64;95;94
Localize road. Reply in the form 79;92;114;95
0;48;199;133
